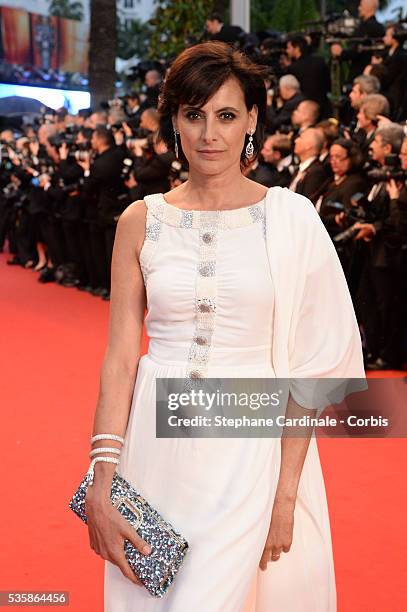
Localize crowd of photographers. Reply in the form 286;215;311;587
1;0;407;370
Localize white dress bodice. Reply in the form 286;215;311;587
140;193;275;377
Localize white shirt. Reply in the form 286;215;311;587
289;156;317;192
277;155;292;172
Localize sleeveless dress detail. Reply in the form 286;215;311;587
104;192;337;612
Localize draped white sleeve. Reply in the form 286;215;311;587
264;187;366;412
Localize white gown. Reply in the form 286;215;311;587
104;191;338;611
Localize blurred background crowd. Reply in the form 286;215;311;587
1;0;407;371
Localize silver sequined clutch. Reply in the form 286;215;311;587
68;469;189;597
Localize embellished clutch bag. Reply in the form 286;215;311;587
68;464;189;598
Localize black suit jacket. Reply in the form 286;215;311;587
82;146;126;223
249;162;291;188
381;47;407;120
266;92;304;134
320;173;368;235
292;159;331;204
364;182;404;267
341;16;385;81
286;53;331;117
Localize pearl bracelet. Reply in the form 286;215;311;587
87;456;119;486
89;447;121;458
90;433;125;445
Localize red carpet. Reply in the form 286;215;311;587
1;251;406;611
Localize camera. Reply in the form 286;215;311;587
367;154;407;182
121;157;134;180
323;194;367;246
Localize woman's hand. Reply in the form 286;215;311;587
85;487;152;586
259;497;294;570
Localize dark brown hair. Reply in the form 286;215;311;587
331;138;364;173
157;41;268;170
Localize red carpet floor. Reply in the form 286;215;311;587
1;251;406;611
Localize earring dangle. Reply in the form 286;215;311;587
245;129;255;160
173;125;179;159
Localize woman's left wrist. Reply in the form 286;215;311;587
274;491;297;507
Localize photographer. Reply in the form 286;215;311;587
285;35;331;118
349;74;381;119
291;100;320;133
380;24;407;121
124;131;174;201
258;134;292;187
288;127;330;203
266;75;304;134
320;139;367;224
318;139;367;299
124;92;142;128
79;126;127;300
355;123;405;369
354;93;390;159
330;0;385;82
56;138;87;287
386;138;407;364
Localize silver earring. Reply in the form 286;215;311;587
173;125;179;159
245;129;255;160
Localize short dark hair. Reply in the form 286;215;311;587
157;41;268;170
286;34;308;55
207;12;223;23
94;126;115;148
331;138;364;172
79;127;93;141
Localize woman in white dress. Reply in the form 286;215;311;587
83;41;365;611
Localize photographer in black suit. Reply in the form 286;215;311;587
330;0;385;82
381;24;407;121
255;134;292;188
354;94;390;161
289;127;330;203
205;13;244;44
385;138;407;366
78;126;126;299
266;75;304;134
285;34;331;118
354;123;405;369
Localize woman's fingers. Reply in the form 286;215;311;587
259;543;283;570
110;547;144;586
118;520;152;556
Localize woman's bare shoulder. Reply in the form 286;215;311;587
119;199;147;224
114;200;148;259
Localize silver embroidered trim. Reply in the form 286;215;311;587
140;198;163;284
183;214;220;388
198;261;216;277
180;210;193;228
146;193;266;230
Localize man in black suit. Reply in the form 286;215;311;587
331;0;385;82
353;123;405;369
381;24;407;121
78;127;126;298
257;134;292;188
266;75;304;134
354;93;389;161
205;13;244;44
289;128;330;203
285;35;331;118
291;100;320;133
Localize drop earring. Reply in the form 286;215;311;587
245;129;255;160
173;124;179;159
